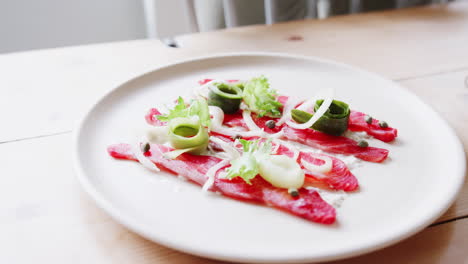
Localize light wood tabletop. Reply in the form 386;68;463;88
1;2;468;263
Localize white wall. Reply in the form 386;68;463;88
0;0;147;54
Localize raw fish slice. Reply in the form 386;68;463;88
275;145;359;191
209;136;359;191
221;111;388;163
279;95;398;142
348;110;398;142
282;126;388;163
107;143;336;224
145;108;166;126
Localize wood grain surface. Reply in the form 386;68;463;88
1;1;468;263
177;1;468;80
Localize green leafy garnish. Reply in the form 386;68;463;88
242;76;282;118
188;98;211;128
156;97;187;122
225;139;273;184
157;97;211;128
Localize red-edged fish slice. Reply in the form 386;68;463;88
215;176;336;224
348;110;398;142
278;95;397;142
107;143;336;224
208;135;359;192
223;111;247;129
198;79;240;85
282;126;388;163
108;143;215;185
145;108;166;126
221;109;388;163
275;145;359;191
277;95;289;105
300;152;358;191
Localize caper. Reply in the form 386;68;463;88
232;134;242;140
357;140;369;148
379;121;389;128
143;143;150;153
265;120;276;129
365;115;373;124
288;188;300;197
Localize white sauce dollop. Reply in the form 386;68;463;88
306;187;347;208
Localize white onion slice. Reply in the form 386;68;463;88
269;129;284;139
132;143;160;172
289;144;300;161
210;106;266;137
195;79;245;99
258;155;304;189
242;109;262;131
209;136;241;160
202;159;230;192
194;79;222;98
209;106;224;128
301;154;333;174
296;97;316;112
276;96;301;126
286;88;335;129
163;147;196;159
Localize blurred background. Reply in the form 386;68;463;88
0;0;452;54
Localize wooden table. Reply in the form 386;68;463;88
1;2;468;263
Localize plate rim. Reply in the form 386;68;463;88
72;51;466;263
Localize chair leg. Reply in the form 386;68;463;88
306;0;318;19
223;0;240;28
350;0;362;13
264;0;308;23
223;0;267;27
265;0;276;24
142;0;199;39
184;0;199;33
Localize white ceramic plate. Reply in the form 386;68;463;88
73;53;465;263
